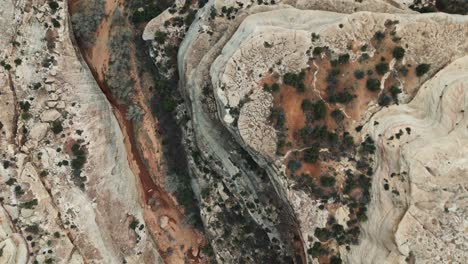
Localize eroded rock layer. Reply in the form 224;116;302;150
0;0;161;263
145;0;467;263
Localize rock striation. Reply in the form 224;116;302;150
145;0;467;263
0;0;162;263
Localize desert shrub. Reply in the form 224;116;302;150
338;54;350;64
14;185;24;196
5;178;16;185
375;62;389;75
436;0;468;14
359;53;370;62
366;78;380;92
378;94;392;106
328;91;354;104
48;1;59;13
71;144;87;189
130;1;166;24
314;227;331;241
154;31;167;44
51;120;63;134
303;144;320;163
373;31;385;41
162;97;176;112
71;0;105;47
51;18;60;28
320;175;336;187
185;10;197;26
390;85;402;98
283;71;305;92
416;63;430;76
21;112;32;120
308;242;327;257
361;136;376;154
129;219;139;229
313;101;326;120
313;46;324;55
354;70;365;79
1;60;12;70
287;159;302;172
127;105;143;121
301;99;313;111
270;107;286;129
19;101;31;112
20;199;38;209
107;9;135;103
271;83;280;92
331;109;344;122
25;224;40;234
342;133;354;148
330;255;343;264
264;83;280;93
392;46;405;60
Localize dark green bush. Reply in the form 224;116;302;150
320;175;336;187
287;159;302;172
366;78;380;92
375;62;389;75
378;94;392;106
338;54;350;64
301;99;313;111
283;71;306;92
51;120;63;134
313;101;326;120
373;31;385;41
389;85;402;98
154;31;167;44
328;91;354;104
354;70;365;80
416;63;430;76
392;46;405;60
303;144;320;163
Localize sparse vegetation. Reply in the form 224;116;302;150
303;144;320;163
366;78;381;92
392;46;405;60
71;143;87;189
416;63;430;76
375;62;389;75
71;0;105;47
51;120;63;134
25;224;40;234
154;31;168;44
373;31;385;41
354;70;365;79
283;71;306;92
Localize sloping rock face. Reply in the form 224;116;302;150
348;54;468;264
0;0;161;263
145;0;467;263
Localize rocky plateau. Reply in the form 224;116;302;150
0;0;467;264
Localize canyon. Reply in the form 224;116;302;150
0;0;466;264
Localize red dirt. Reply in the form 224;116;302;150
68;1;207;263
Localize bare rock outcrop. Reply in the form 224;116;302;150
348;55;468;264
0;0;162;263
145;0;467;263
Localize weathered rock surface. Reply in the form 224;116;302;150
145;0;467;263
348;55;468;264
0;0;162;263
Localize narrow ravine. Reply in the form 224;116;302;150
67;1;207;263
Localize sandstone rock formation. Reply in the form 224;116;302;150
0;0;161;263
144;0;467;263
1;0;467;263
